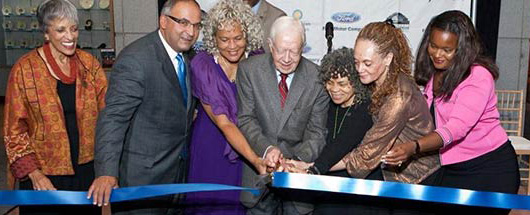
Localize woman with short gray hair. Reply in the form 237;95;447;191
3;0;106;214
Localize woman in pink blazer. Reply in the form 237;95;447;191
383;10;520;215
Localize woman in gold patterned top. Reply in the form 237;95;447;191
3;0;107;214
329;21;441;185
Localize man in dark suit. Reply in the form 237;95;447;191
243;0;286;51
237;16;329;215
87;0;201;214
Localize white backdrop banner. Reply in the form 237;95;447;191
197;0;473;64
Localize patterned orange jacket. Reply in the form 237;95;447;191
3;49;107;179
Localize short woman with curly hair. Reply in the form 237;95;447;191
185;0;265;214
287;47;374;214
288;47;371;176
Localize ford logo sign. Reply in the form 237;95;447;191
331;12;361;23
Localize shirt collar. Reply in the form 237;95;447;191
251;0;262;14
158;30;180;59
276;70;293;78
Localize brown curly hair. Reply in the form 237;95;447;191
356;22;413;114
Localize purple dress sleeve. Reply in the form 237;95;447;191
190;51;240;161
190;51;238;123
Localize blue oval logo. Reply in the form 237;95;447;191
331;12;361;23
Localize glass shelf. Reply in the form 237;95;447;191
3;47;37;50
4;29;40;32
78;8;110;11
79;28;111;32
1;0;115;67
2;14;36;17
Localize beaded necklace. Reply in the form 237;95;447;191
43;42;77;84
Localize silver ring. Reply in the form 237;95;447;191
397;161;403;166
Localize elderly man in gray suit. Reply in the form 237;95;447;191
87;0;201;214
237;16;329;215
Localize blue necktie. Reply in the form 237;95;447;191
176;54;187;105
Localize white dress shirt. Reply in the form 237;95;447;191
158;30;184;77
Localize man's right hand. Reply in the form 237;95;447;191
264;146;283;172
87;176;118;207
28;169;56;191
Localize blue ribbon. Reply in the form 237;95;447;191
2;173;530;210
0;184;258;205
272;172;530;210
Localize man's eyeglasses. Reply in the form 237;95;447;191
165;15;202;30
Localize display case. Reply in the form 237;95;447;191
0;0;114;67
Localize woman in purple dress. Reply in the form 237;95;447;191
185;0;266;214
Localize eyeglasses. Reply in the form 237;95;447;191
165;15;202;30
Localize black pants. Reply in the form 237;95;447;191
18;162;100;215
435;141;520;214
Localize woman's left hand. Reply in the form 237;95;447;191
382;141;416;166
252;158;268;175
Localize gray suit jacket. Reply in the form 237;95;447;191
257;0;286;51
95;31;195;188
237;53;329;213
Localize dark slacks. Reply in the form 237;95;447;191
435;141;520;215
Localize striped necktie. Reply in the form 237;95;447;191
279;73;288;108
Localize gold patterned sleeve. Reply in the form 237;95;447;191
341;90;411;178
3;62;40;179
93;57;108;111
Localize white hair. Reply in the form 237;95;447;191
37;0;78;32
269;16;306;46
